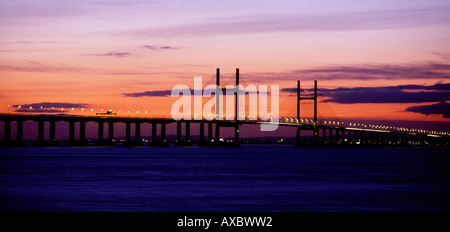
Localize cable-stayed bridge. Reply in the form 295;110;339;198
1;68;448;147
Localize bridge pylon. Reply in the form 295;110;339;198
214;67;240;146
296;79;318;145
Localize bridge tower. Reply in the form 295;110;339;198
296;80;318;145
215;68;240;145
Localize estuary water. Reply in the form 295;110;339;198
0;146;449;212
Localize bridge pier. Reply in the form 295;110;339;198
348;130;353;144
381;133;387;145
235;123;239;145
176;122;181;143
125;122;131;144
296;127;300;145
322;127;327;144
17;120;23;142
38;121;44;144
49;121;55;141
108;122;114;143
199;122;205;144
150;123;167;146
80;121;86;142
208;122;213;143
161;123;166;143
335;129;340;144
175;121;192;145
360;131;366;145
4;120;11;141
67;121;87;146
185;122;190;143
341;129;346;144
328;128;333;144
371;132;376;145
135;123;141;144
215;123;220;144
69;121;75;143
151;123;157;144
97;122;104;144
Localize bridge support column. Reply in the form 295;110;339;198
176;122;181;143
69;121;75;142
108;122;114;142
382;133;387;145
125;122;131;143
342;129;347;143
152;123;157;144
49;121;55;141
348;130;353;144
161;123;166;142
38;121;44;143
98;122;104;143
420;134;426;146
185;122;190;143
4;120;11;141
135;123;141;143
199;122;204;143
335;129;340;144
329;128;333;144
208;122;213;143
235;123;239;144
17;120;23;142
80;121;86;142
215;123;220;143
296;127;300;145
322;127;327;143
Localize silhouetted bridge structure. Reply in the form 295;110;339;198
0;113;448;147
1;68;448;147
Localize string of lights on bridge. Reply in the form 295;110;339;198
8;105;449;137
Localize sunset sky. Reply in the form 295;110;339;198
1;0;449;131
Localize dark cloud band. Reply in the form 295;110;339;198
406;102;450;118
282;83;450;104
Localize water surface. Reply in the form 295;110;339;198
0;146;449;211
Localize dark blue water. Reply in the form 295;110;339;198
0;146;449;212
